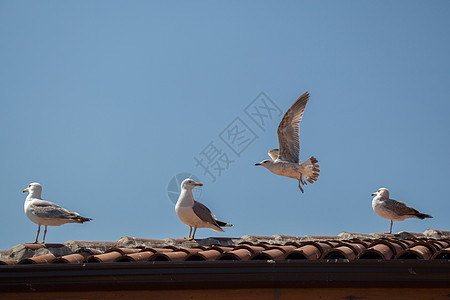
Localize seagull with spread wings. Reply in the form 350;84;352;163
255;91;320;193
175;179;232;240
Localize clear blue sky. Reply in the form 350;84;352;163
1;1;449;249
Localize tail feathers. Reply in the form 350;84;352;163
415;213;432;219
216;220;233;227
75;216;93;223
301;156;320;184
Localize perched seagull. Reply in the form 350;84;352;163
255;91;320;193
175;179;232;240
23;182;92;243
371;188;432;234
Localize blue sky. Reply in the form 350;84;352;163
1;1;449;249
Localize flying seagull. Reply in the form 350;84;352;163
23;182;92;243
371;188;432;234
175;179;232;240
255;91;320;193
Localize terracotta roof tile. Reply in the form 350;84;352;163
432;247;450;259
116;251;155;262
87;251;123;263
1;230;449;265
151;251;189;261
54;252;91;264
285;244;322;260
0;259;17;265
358;243;395;260
186;249;222;261
19;253;57;264
218;248;252;261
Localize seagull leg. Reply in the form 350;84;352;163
299;173;306;185
192;227;197;239
297;178;304;193
185;226;193;240
33;225;41;244
41;226;48;244
389;220;393;234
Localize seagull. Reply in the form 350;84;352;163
23;182;92;243
371;188;432;234
175;179;232;240
255;91;320;193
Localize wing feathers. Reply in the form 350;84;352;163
277;92;310;163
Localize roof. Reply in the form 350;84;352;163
1;229;450;264
1;230;449;295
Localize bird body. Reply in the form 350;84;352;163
371;188;432;233
23;182;92;243
255;91;320;193
175;179;232;240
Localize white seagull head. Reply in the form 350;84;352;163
371;187;389;198
23;182;42;198
254;159;274;169
180;178;203;191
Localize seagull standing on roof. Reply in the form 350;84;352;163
255;91;320;193
23;182;92;243
371;188;432;234
175;179;232;240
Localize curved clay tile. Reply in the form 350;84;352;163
87;251;123;263
250;249;285;261
323;246;356;260
54;252;91;264
204;246;234;253
358;244;394;260
285;245;322;260
0;260;17;265
75;248;103;255
105;248;141;255
268;245;298;253
338;242;367;256
115;251;156;262
233;245;266;253
367;240;404;256
139;247;174;254
19;254;57;264
151;251;189;262
298;242;332;257
185;249;222;261
218;249;252;261
396;245;434;260
431;247;450;259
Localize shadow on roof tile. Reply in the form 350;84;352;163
218;249;252;261
186;249;222;261
19;254;57;264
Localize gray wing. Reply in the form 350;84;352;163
193;200;220;226
29;200;80;220
268;149;279;160
384;199;420;216
277;92;310;163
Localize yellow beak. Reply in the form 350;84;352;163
194;183;203;187
23;189;28;193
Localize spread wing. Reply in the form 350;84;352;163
384;199;420;216
193;200;220;227
268;149;279;160
277;91;310;163
29;199;80;220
